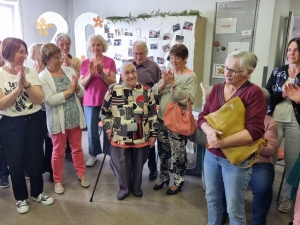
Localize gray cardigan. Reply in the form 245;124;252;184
152;71;197;120
39;66;86;134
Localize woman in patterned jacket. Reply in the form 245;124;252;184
100;62;158;200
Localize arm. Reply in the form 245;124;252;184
79;60;95;87
100;84;114;131
172;73;197;104
0;86;23;111
259;116;278;158
265;67;285;105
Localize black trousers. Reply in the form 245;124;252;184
147;146;157;171
0;110;45;200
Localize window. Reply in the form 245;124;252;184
0;0;22;41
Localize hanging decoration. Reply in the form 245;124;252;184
93;15;104;28
106;9;201;24
35;18;52;36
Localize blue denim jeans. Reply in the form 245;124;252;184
249;163;274;225
0;146;9;178
204;150;251;225
84;106;109;156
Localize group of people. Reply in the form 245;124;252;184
0;31;299;225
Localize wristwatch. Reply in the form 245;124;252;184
101;73;107;79
24;82;32;89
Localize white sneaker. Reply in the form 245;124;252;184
54;182;64;194
16;199;29;214
278;198;293;213
86;156;97;167
32;193;54;205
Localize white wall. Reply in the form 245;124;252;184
290;0;300;16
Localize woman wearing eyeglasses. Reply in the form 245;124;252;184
198;50;265;224
39;43;89;195
100;62;158;200
0;37;54;214
266;37;300;214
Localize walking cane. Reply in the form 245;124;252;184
90;135;111;202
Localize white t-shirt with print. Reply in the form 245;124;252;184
0;67;42;117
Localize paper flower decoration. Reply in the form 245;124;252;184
36;18;52;36
93;16;103;28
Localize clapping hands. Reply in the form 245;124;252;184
284;83;300;103
15;66;26;90
162;69;176;87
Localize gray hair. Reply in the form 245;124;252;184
120;62;135;74
55;33;71;45
261;88;270;106
87;34;108;53
28;43;43;61
225;50;258;74
133;40;148;54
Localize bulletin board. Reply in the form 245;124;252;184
210;0;259;85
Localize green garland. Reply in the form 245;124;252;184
106;9;201;24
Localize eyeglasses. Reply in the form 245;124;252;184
123;69;136;76
222;65;243;75
17;50;28;56
52;55;63;62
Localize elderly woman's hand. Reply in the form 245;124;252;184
96;64;104;76
162;69;176;87
206;128;224;149
148;137;156;148
88;61;96;76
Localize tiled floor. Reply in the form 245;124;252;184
0;131;294;225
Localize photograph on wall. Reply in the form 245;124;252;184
107;39;112;46
128;47;133;57
163;33;171;40
162;44;170;52
173;23;180;32
114;39;122;46
159;65;166;72
135;28;141;36
104;24;110;33
150;43;158;50
149;30;160;38
129;39;134;46
114;53;122;61
212;64;225;78
115;28;122;36
156;57;164;64
175;35;184;43
107;33;114;39
147;56;154;61
215;18;237;34
183;21;193;30
124;29;133;36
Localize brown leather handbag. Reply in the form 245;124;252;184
164;95;196;136
204;96;267;167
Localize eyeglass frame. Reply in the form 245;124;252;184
123;69;137;76
17;50;28;56
222;65;244;75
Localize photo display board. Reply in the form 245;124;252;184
210;0;259;85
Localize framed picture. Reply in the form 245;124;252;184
212;64;225;78
149;29;160;38
175;35;184;43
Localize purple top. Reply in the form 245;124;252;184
198;81;266;158
80;56;116;106
128;58;161;87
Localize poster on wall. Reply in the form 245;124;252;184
212;63;224;78
215;18;237;34
227;42;250;55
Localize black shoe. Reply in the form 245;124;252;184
149;169;158;180
288;222;293;225
131;189;143;198
166;182;184;195
153;179;170;190
65;152;73;162
49;172;54;182
221;212;228;225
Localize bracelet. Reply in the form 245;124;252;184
172;85;177;89
24;83;32;89
101;73;107;79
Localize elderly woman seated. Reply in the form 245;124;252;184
100;62;158;200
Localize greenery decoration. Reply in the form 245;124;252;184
106;9;201;24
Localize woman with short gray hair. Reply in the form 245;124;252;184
79;34;116;167
198;50;265;224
